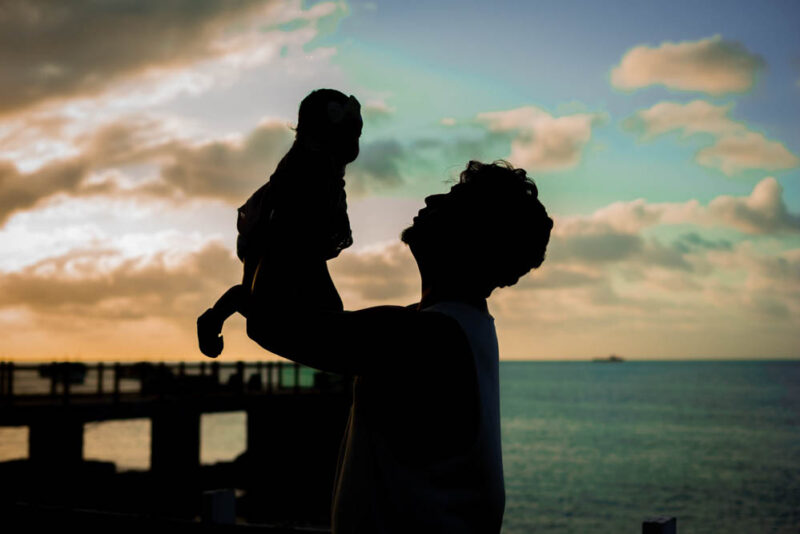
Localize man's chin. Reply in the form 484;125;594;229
399;225;414;245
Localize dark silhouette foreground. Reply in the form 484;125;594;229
239;159;552;533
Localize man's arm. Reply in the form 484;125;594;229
246;302;463;376
244;238;467;375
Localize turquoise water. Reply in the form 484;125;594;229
499;361;800;533
2;361;798;532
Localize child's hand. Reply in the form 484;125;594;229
197;308;224;358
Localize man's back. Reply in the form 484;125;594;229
331;300;505;533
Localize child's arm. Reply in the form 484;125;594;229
197;284;249;358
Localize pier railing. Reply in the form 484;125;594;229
0;360;327;404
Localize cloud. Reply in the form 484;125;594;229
0;241;239;320
2;200;799;360
624;100;739;139
514;267;604;290
707;177;800;233
330;242;418;303
557;177;800;236
476;106;604;171
0;238;418;326
0;116;295;225
346;140;407;195
696;132;799;175
0;1;347;118
674;232;732;252
0;1;275;116
548;232;644;264
0;111;416;227
625;100;799;175
361;99;395;123
611;35;765;94
160;121;294;202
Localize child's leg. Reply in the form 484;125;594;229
198;284;247;358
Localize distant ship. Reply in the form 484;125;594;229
592;354;625;363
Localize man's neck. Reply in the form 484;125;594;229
417;285;488;313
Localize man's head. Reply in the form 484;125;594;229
296;88;362;164
401;160;553;298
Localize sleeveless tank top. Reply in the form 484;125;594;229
331;301;505;533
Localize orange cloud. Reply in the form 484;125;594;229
0;117;292;225
0;241;238;319
2;208;799;361
476;106;605;171
611;35;765;94
0;112;416;227
625;100;799;175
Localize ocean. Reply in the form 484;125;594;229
1;361;799;533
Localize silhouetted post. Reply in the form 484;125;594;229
178;361;185;378
158;362;167;399
256;361;263;393
62;367;70;405
97;362;104;395
151;406;201;478
200;361;207;377
0;362;6;399
294;363;301;393
48;362;57;397
7;362;13;397
266;362;273;393
29;414;83;466
277;361;284;389
237;361;245;394
113;363;121;403
211;361;220;385
643;517;676;534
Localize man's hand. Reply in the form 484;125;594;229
197;308;224;358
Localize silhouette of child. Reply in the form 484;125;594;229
197;89;362;358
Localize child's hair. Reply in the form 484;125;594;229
296;88;361;140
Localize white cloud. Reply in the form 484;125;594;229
697;132;799;175
625;100;740;139
611;35;765;94
626;100;799;175
361;99;395;123
707;177;800;233
476;106;605;171
556;177;800;236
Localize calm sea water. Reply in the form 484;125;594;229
2;361;799;533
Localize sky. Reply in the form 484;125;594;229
0;0;798;361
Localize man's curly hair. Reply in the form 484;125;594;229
447;160;553;294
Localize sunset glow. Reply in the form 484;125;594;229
1;0;798;361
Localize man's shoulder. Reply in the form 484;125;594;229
362;304;474;380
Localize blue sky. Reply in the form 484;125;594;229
0;0;798;360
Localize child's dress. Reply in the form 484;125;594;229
236;142;353;293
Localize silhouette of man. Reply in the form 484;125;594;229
244;160;553;533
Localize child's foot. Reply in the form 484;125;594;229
197;308;224;358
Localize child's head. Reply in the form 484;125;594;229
296;89;362;164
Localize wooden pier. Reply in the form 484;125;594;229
0;360;353;525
